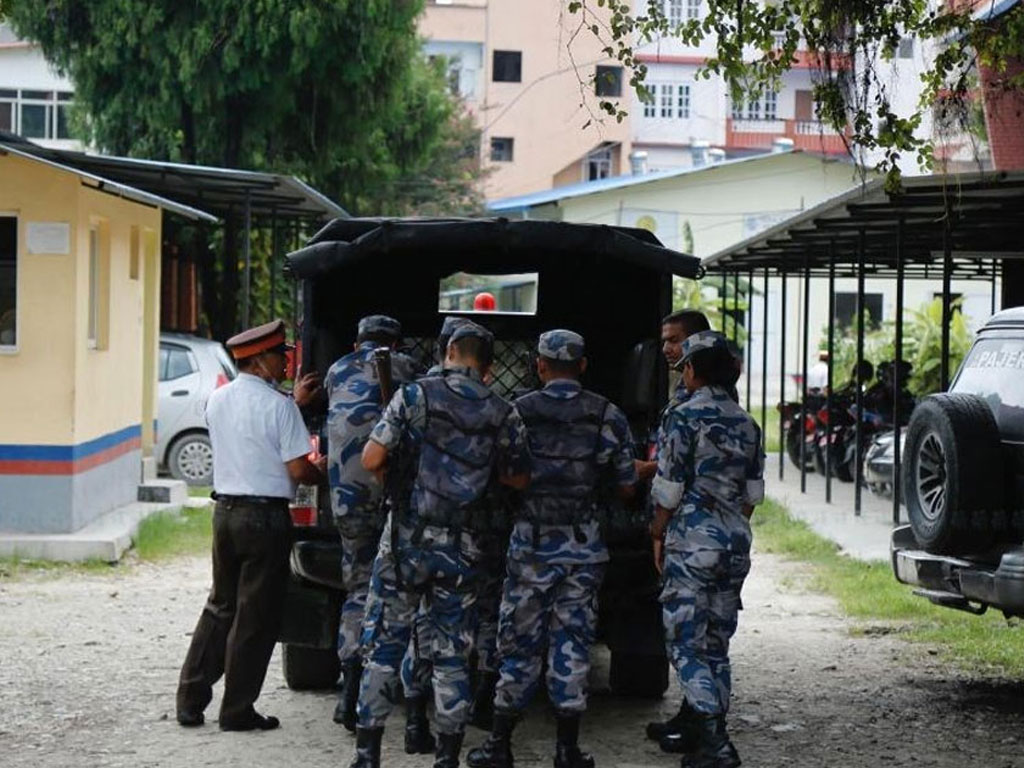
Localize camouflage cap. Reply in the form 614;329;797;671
439;315;471;340
357;314;402;339
537;329;585;361
679;329;729;365
449;320;493;345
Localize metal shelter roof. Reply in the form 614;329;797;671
0;132;346;222
702;170;1024;279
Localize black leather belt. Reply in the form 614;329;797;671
213;493;290;506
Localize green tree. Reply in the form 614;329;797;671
568;0;1024;188
6;0;483;338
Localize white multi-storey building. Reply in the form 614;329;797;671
0;22;80;151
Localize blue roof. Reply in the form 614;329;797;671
487;149;803;212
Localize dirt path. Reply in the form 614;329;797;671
1;548;1022;768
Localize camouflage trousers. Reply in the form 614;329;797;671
493;558;605;714
400;599;434;697
660;512;751;716
337;530;382;664
474;541;507;673
358;543;478;734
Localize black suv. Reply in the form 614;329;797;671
277;217;700;696
892;306;1024;616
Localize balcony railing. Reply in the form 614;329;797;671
726;118;849;154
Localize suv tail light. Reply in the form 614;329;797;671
290;484;318;527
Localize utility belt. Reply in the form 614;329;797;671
213;493;290;509
521;499;596;548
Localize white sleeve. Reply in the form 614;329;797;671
278;399;313;463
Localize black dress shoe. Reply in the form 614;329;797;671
219;712;280;731
177;710;205;727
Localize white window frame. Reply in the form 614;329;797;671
585;147;613;181
686;0;701;20
659;84;675;118
677;84;691;118
0;212;18;354
763;90;778;120
88;226;99;349
664;0;683;27
643;88;657;118
0;89;74;139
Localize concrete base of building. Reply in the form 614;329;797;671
0;491;207;563
137;479;188;504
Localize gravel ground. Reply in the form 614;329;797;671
2;548;1023;768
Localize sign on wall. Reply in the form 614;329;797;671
26;222;71;255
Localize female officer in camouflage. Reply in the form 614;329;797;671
649;330;764;768
468;330;637;768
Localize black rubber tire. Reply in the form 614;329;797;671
167;433;214;487
281;643;341;691
609;652;669;698
786;423;814;471
902;393;1006;554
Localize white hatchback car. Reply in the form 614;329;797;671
157;333;237;486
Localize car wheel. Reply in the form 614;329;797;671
168;433;214;487
282;643;341;691
902;393;1006;554
609;651;669;698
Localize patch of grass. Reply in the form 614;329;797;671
133;505;212;561
750;403;781;453
188;485;213;499
753;498;1024;677
0;556;118;581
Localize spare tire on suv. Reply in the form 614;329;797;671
902;393;1006;554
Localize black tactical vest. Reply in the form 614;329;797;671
411;372;511;529
515;387;610;526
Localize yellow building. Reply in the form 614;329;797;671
0;144;214;533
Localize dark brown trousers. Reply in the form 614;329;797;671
176;498;292;725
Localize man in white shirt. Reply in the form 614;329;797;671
176;319;325;732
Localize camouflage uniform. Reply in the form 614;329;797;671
494;330;636;715
325;316;415;668
651;332;764;717
356;325;530;741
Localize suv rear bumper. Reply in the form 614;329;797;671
891;525;1024;616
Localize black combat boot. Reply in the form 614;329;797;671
434;730;465;768
646;698;698;741
554;712;595;768
678;714;741;768
466;710;517;768
348;726;383;768
334;659;362;732
405;695;437;754
468;670;499;730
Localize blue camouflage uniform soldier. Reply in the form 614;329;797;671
325;314;415;731
649;331;765;768
350;322;531;768
468;330;638;768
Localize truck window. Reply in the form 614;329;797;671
952;338;1024;441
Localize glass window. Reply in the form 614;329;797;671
659;84;674;118
686;0;701;20
745;97;762;120
664;0;683;26
20;103;49;138
490;137;514;162
165;347;196;380
56;103;71;139
677;84;691;118
835;292;883;327
492;50;522;82
21;90;51;100
764;90;778;120
159;346;170;380
0;101;12;132
438;272;538;315
953;338;1024;441
643;88;657;118
595;65;623;98
88;228;99;346
587;148;613;181
0;216;16;348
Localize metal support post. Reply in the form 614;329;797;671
732;270;740;344
720;269;729;335
893;217;905;525
800;252;810;493
991;258;998;316
270;212;278;321
855;230;866;515
826;243;835;503
940;208;953;391
779;266;788;481
761;268;769;454
746;269;754;412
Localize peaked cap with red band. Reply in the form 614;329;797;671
226;318;293;360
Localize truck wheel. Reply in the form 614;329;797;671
903;393;1006;554
281;643;340;691
168;433;214;487
609;652;669;698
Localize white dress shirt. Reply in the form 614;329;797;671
206;373;312;499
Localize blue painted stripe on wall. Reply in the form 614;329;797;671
0;424;142;461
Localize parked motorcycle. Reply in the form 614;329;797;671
780;394;823;471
